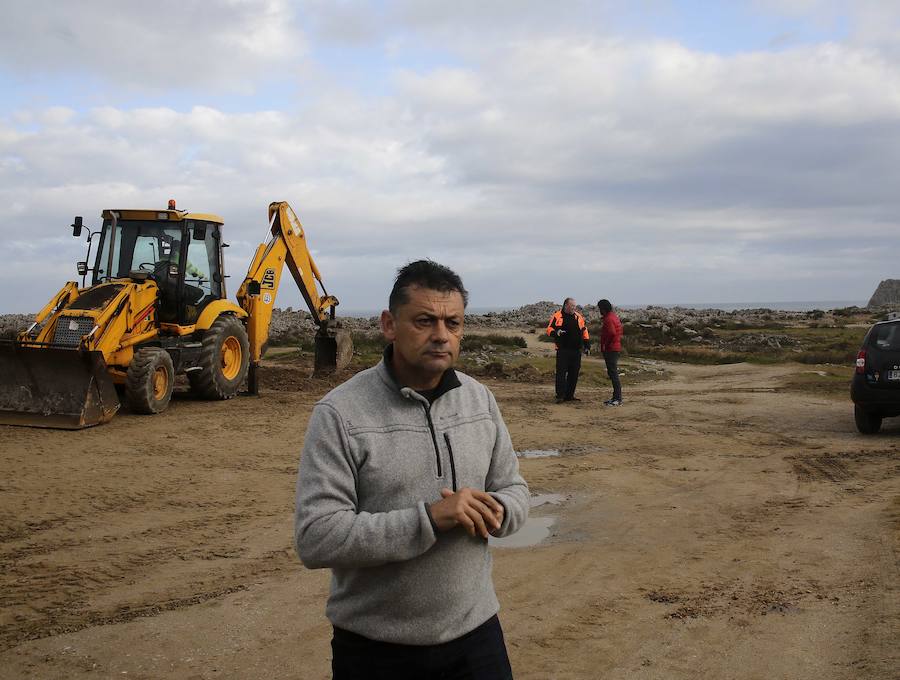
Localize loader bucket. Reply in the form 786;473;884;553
0;342;120;429
313;322;353;376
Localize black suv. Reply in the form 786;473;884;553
851;318;900;434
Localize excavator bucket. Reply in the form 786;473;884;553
0;343;120;429
313;321;353;376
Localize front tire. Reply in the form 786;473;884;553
190;316;250;399
854;404;882;434
127;347;175;414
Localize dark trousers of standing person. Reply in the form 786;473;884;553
555;347;582;400
331;614;514;680
603;350;622;401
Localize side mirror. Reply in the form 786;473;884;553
72;216;83;237
192;222;207;241
77;261;88;276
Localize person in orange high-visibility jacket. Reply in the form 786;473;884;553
546;298;590;403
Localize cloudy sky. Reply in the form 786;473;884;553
1;0;898;314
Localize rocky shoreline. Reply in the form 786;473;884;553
2;301;895;348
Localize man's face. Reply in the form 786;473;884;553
564;298;576;314
381;285;465;389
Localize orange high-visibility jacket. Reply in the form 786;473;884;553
546;309;590;347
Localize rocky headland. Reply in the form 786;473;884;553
867;279;900;307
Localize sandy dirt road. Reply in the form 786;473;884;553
0;356;897;679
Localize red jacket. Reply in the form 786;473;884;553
600;311;623;352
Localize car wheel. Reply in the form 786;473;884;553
854;404;882;435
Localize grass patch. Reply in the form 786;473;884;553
629;345;857;366
464;354;668;387
266;348;307;364
347;332;388;364
629;347;749;365
268;331;529;371
622;323;866;366
778;368;852;396
263;319;859;384
267;331;313;348
462;334;527;350
792;350;856;365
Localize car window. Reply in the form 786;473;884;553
871;322;900;350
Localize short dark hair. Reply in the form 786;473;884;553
389;260;469;313
597;299;613;314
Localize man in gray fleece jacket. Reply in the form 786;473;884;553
295;260;529;679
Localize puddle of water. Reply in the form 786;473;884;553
530;493;566;508
519;445;604;458
517;449;560;458
489;517;556;549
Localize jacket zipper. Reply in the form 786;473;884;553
443;433;458;492
422;404;442;477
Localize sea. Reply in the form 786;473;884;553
620;300;869;312
340;301;869;318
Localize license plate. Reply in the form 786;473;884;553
888;370;900;381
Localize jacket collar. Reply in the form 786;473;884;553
378;344;462;402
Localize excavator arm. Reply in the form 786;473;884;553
236;201;352;392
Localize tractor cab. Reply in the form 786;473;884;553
89;205;226;325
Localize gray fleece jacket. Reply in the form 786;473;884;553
294;354;529;645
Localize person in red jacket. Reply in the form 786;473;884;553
598;299;623;406
546;298;591;403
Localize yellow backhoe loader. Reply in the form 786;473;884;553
0;200;352;428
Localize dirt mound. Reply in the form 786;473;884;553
470;361;545;383
255;360;364;393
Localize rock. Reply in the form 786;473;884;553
867;279;900;307
0;314;33;339
726;333;796;352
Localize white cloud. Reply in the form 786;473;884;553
1;3;898;313
0;0;305;93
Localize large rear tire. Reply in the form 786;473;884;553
126;347;175;414
190;316;250;399
854;404;882;434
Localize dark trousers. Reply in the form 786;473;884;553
603;351;622;400
331;614;513;680
555;347;582;399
